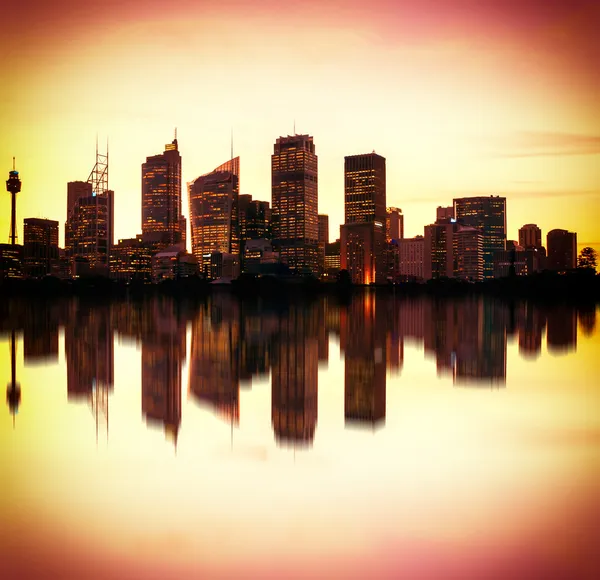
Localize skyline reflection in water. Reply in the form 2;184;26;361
1;293;599;580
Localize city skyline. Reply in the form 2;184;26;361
2;1;599;254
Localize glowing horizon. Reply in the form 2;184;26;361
1;0;599;249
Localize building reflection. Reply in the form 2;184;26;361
64;300;114;436
189;294;240;424
271;303;319;447
546;305;577;354
1;293;588;445
341;293;387;426
141;297;186;445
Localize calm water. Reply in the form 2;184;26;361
1;293;599;580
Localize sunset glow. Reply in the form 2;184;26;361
1;0;599;249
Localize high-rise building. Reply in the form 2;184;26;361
245;200;271;240
424;221;455;279
142;137;185;250
547;229;577;271
188;157;240;273
238;194;252;243
342;153;387;284
454;196;506;279
271;134;319;274
519;224;542;249
454;226;484;281
386;207;403;241
324;240;341;279
23;218;59;278
65;179;114;274
398;236;425;281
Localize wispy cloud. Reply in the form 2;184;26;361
486;131;600;158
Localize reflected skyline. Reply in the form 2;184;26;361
2;294;592;448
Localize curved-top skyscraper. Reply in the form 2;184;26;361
188;157;240;272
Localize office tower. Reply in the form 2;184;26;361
245;200;271;240
546;229;577;271
398;236;425;281
65;180;114;274
109;235;153;281
318;214;329;276
188;157;240;273
454;226;484;281
238;194;252;242
271;304;319;446
519;224;542;249
142;137;185;250
386;207;403;240
453;196;506;279
341;153;387;284
342;295;386;425
324;240;341;279
271;134;319;274
23;218;59;278
436;206;454;222
424;221;455;279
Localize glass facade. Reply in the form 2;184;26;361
271;135;319;274
454;196;506;279
142;139;184;250
188;157;240;274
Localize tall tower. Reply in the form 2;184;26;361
6;158;21;245
65;143;114;273
454;195;506;279
142;136;185;250
188;157;240;273
341;152;387;284
271;134;319;274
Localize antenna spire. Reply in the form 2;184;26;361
293;119;296;135
12;157;15;170
174;127;177;142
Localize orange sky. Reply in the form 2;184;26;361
1;0;599;248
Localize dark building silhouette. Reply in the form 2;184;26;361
341;153;387;284
519;223;542;249
546;229;577;271
142;137;185;250
271;304;319;446
454;196;506;279
271;134;319;274
23;218;59;278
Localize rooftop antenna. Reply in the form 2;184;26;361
293;119;296;135
12;157;15;171
174;127;177;142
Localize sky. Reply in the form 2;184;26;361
1;0;599;248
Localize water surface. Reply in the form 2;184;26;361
1;294;599;579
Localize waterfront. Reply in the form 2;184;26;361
1;294;599;579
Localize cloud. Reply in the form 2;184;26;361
487;131;600;158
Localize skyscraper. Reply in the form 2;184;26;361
65;145;114;275
454;195;506;279
23;218;59;278
188;157;240;272
519;224;542;249
142;137;185;250
271;134;319;274
547;229;577;271
341;153;387;284
386;207;403;241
